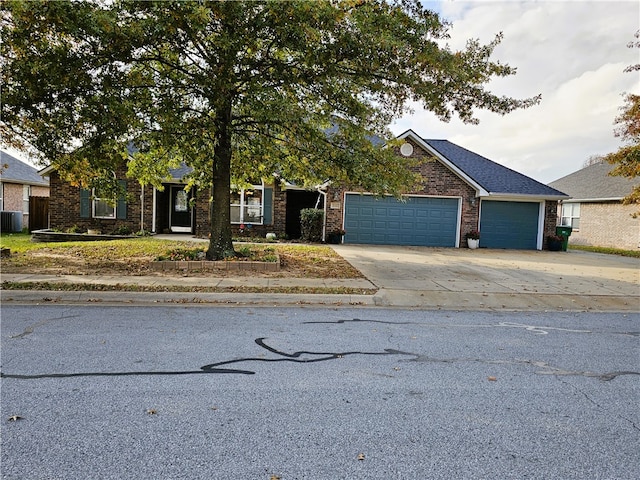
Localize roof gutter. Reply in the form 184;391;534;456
559;197;624;203
38;165;55;176
484;192;569;201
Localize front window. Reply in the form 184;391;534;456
561;203;580;229
230;184;264;225
93;191;115;219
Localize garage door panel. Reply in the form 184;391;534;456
480;201;539;249
344;195;459;247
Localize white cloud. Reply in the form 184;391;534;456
394;0;640;183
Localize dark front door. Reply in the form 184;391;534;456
170;186;192;233
286;190;324;239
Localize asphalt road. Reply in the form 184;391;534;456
1;305;639;480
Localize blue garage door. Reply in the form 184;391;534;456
480;201;540;249
344;195;459;247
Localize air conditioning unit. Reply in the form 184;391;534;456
0;211;23;232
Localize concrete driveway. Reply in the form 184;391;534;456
331;244;640;311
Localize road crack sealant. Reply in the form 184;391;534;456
2;328;638;383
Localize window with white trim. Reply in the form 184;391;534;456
561;203;580;229
230;184;264;225
93;190;116;219
22;185;30;213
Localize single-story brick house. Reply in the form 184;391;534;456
548;160;639;250
39;129;568;249
39;159;324;240
1;150;50;231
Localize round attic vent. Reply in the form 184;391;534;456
400;143;414;157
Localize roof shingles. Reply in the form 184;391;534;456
424;139;567;197
0;151;49;186
548;161;637;200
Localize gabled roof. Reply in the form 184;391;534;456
168;164;193;181
0;151;49;187
548;161;637;201
397;130;568;200
127;142;194;181
38;145;193;183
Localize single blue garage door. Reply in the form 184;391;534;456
343;195;459;247
480;201;540;249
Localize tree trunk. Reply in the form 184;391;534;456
206;101;236;261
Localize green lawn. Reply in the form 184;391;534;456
569;244;640;258
1;232;202;257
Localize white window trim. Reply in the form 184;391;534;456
561;202;580;230
231;183;264;225
92;189;116;219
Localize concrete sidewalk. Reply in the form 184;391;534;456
1;242;639;311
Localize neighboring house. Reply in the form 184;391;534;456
0;150;50;231
548;161;639;250
40;129;568;249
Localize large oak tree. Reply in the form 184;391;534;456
1;0;539;259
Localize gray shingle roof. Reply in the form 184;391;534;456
127;142;192;181
0;151;49;186
424;139;567;197
168;164;193;180
548;161;638;201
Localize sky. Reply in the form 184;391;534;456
391;0;640;183
6;0;639;185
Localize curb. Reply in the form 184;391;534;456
0;290;376;307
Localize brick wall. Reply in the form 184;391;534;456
194;182;288;239
325;139;479;246
49;169;154;233
565;202;639;250
543;200;559;249
1;183;23;212
31;185;50;197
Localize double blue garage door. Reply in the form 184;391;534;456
344;195;541;249
343;195;459;247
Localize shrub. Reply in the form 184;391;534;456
300;208;324;243
111;225;133;236
236;245;252;257
157;248;205;261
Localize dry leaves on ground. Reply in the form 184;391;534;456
0;240;363;279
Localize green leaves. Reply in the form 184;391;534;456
2;0;539;256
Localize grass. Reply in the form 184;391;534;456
1;281;376;296
0;232;38;253
0;232;363;279
569;244;640;258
